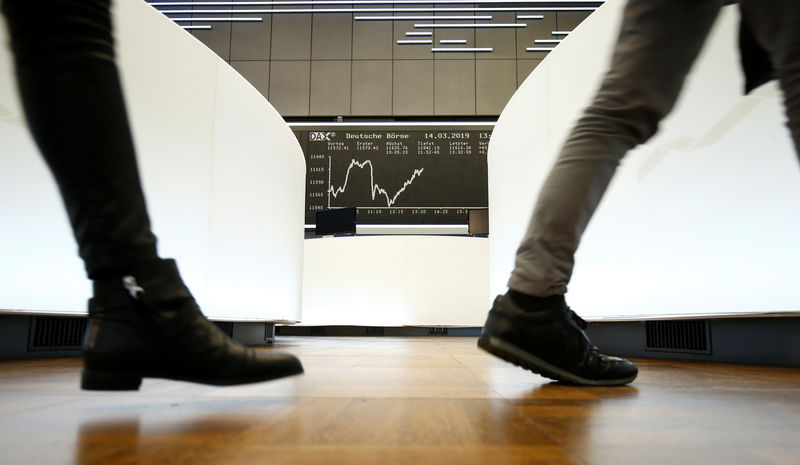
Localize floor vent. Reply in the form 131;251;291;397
428;327;448;336
28;317;87;351
365;327;385;336
645;320;711;354
310;327;327;336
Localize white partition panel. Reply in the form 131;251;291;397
303;236;489;326
489;0;800;318
204;64;306;321
0;0;305;321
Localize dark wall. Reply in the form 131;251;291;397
149;1;593;117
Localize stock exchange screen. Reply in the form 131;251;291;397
293;125;492;226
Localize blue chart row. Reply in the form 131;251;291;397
294;126;492;225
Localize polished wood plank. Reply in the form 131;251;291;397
0;337;799;465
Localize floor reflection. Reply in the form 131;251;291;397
0;338;795;465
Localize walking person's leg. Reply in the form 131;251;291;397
739;0;800;158
479;0;725;386
1;0;303;390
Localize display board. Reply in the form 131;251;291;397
292;123;493;227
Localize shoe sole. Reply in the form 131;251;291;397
477;335;635;386
81;365;304;391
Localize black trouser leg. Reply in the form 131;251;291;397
2;0;159;279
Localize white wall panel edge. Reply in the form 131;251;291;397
205;60;305;321
489;0;800;318
0;0;305;321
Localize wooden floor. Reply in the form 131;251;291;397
0;337;798;465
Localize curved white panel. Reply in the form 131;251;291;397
488;0;800;318
302;236;488;326
0;0;305;321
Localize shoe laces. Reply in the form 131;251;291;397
566;308;610;365
567;307;588;330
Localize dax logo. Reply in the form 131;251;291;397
310;131;336;141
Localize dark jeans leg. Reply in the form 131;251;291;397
740;0;800;158
508;0;724;296
2;0;159;279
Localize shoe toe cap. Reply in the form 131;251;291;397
604;356;638;382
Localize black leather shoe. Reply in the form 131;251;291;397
81;259;303;390
477;293;637;386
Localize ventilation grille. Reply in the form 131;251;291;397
365;327;385;336
309;327;327;336
28;317;87;351
645;320;711;354
428;327;448;336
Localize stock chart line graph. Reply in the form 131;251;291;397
299;127;491;225
328;158;425;208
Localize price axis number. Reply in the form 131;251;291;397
307;153;328;212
